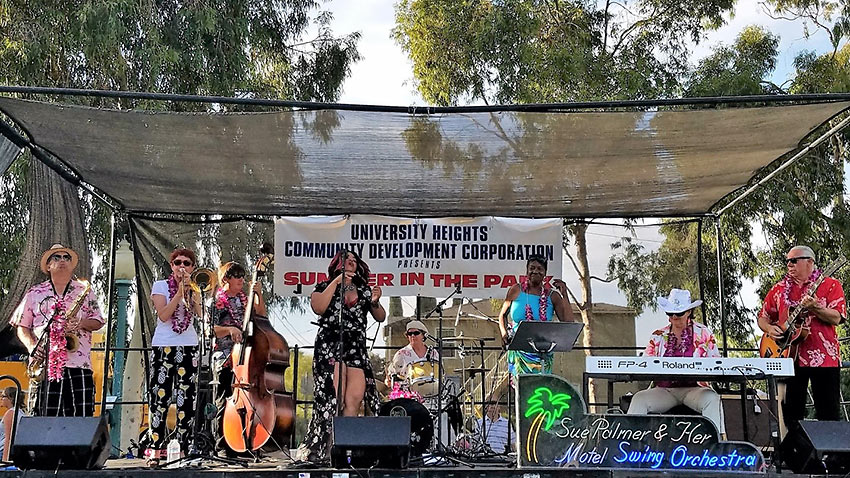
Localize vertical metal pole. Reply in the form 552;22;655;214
697;218;707;322
291;345;299;449
101;212;118;414
714;217;728;357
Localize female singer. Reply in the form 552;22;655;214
145;248;203;467
498;254;575;377
211;261;265;451
296;250;385;464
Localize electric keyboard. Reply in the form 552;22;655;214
585;356;794;377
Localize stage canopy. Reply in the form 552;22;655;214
1;96;848;218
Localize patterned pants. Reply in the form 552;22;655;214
33;367;95;417
147;345;199;451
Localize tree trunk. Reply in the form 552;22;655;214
571;223;599;408
0;158;92;345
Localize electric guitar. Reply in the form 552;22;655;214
759;257;847;358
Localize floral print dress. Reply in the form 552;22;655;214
298;279;381;463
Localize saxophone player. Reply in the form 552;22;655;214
11;244;104;416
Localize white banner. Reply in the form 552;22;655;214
274;215;562;298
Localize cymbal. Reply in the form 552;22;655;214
441;335;494;342
454;367;488;373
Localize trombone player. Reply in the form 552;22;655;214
12;243;104;416
145;247;204;467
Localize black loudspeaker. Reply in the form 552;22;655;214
722;395;773;448
10;416;110;470
780;420;850;474
331;416;411;468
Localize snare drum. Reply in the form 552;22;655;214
405;359;440;396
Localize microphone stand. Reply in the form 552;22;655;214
29;309;58;416
166;283;245;468
423;284;470;466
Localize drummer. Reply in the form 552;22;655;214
385;320;440;390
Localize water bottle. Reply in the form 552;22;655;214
166;438;181;466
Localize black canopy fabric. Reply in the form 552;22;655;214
1;97;848;218
0;134;21;175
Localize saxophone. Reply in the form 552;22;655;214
27;280;92;379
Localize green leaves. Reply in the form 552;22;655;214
525;386;572;431
393;0;737;105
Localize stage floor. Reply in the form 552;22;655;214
0;456;840;478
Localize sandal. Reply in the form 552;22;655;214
145;449;165;468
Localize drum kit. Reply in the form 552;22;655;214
378;335;511;461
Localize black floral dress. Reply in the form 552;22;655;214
298;279;381;463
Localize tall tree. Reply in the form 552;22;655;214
393;0;736;403
609;26;781;347
610;25;850;356
0;1;361;347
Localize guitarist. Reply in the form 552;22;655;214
758;246;845;429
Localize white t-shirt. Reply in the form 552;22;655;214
387;343;439;380
150;280;199;347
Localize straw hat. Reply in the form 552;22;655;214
39;243;79;274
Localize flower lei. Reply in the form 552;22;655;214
780;268;822;308
166;275;193;334
665;321;693;357
215;287;247;326
47;300;68;382
520;276;551;322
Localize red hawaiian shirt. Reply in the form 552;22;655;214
760;276;845;367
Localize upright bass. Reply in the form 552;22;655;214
222;243;294;452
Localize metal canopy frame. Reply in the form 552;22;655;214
2;86;850;400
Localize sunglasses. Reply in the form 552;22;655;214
172;259;194;267
406;330;423;337
785;256;811;265
49;253;72;262
226;273;245;279
666;312;688;317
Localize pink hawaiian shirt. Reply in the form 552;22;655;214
760;276;845;367
12;279;104;370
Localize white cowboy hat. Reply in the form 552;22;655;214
657;288;702;314
39;243;79;274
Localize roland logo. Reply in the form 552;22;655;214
661;361;698;369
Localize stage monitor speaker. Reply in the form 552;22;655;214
10;416;110;470
780;420;850;474
331;416;410;468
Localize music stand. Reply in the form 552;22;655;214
507;321;584;354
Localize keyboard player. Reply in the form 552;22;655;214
627;289;726;438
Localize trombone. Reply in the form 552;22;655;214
189;267;217;293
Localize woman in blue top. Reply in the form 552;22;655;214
498;254;575;376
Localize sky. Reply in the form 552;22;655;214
271;0;839;349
